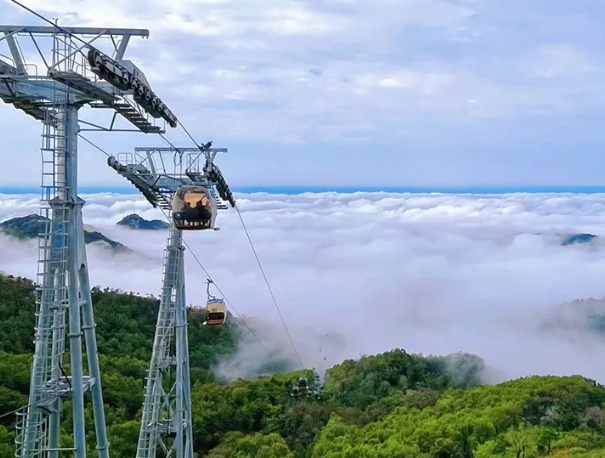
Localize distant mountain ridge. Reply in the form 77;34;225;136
117;213;169;230
0;214;127;252
560;232;598;246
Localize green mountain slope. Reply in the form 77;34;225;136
1;274;604;457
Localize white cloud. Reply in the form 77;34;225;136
2;191;605;381
3;0;603;142
5;0;348;38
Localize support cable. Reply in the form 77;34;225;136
234;204;304;368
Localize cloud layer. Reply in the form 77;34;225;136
2;190;605;381
2;0;605;187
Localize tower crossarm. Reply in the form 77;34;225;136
107;155;192;209
0;25;149;35
0;25;174;133
107;146;235;210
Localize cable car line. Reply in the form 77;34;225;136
80;134;273;355
177;119;203;149
234;204;305;368
158;133;184;166
56;0;305;360
7;0;87;47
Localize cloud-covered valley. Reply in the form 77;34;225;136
2;191;605;382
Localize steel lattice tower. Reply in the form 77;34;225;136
107;147;233;458
0;23;176;458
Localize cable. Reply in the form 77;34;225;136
234;204;304;368
177;120;201;148
58;359;72;392
78;133;109;156
159;133;178;150
159;133;184;168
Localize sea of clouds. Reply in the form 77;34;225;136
2;191;605;383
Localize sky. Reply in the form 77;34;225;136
3;191;605;381
2;0;605;187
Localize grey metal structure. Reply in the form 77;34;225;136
107;147;234;458
0;24;175;458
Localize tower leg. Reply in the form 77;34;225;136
48;264;67;458
137;227;193;458
176;257;194;457
15;104;111;458
21;219;60;457
67;204;87;456
20;113;73;457
76;200;110;458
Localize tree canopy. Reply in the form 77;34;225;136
1;273;605;457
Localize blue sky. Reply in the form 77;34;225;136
1;0;605;187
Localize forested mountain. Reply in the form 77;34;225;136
0;214;127;252
1;273;605;457
116;213;170;230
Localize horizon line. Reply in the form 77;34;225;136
3;184;605;195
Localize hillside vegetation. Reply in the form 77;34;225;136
1;274;605;457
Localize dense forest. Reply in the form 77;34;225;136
2;274;605;457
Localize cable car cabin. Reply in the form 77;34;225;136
298;376;308;390
203;299;226;326
172;186;217;230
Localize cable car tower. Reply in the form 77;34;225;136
106;146;235;458
0;21;176;458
